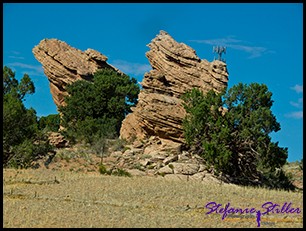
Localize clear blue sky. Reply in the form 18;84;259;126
3;3;303;162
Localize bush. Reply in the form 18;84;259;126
262;169;295;191
111;168;131;177
98;164;111;175
182;83;292;189
98;164;131;177
6;133;52;168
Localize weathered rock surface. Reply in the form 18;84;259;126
32;39;121;108
34;134;222;183
102;136;222;183
120;30;229;143
48;132;68;148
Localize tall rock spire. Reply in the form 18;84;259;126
120;30;229;143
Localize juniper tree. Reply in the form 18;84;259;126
3;66;52;168
59;68;140;144
182;83;294;190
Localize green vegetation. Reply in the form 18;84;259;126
182;83;294;190
2;64;297;191
38;114;60;132
59;68;140;144
3;66;53;168
111;168;132;177
98;164;131;177
98;163;110;175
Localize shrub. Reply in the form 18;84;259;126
182;83;293;189
261;169;295;191
111;168;131;177
98;164;131;177
98;164;111;175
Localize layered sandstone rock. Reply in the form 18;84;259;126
47;132;68;148
33;39;121;108
120;30;229;143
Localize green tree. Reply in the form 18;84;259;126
3;66;35;100
59;68;139;143
3;66;18;95
182;83;294;190
3;66;53;168
38;114;60;132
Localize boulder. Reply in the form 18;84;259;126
47;132;68;148
172;163;200;175
157;165;174;175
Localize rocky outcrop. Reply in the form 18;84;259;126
102;136;222;183
120;30;229;143
33;135;222;183
48;132;68;148
32;39;122;108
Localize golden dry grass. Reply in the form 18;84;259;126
3;168;303;228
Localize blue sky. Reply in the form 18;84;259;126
3;3;303;162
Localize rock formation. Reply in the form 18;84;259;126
120;30;229;143
104;136;221;183
32;39;122;108
47;132;68;148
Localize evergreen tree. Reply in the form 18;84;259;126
59;68;140;143
38;114;60;132
3;66;52;168
182;83;294;190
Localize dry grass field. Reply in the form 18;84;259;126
3;167;303;228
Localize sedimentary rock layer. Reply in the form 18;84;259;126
33;39;121;108
120;30;229;142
